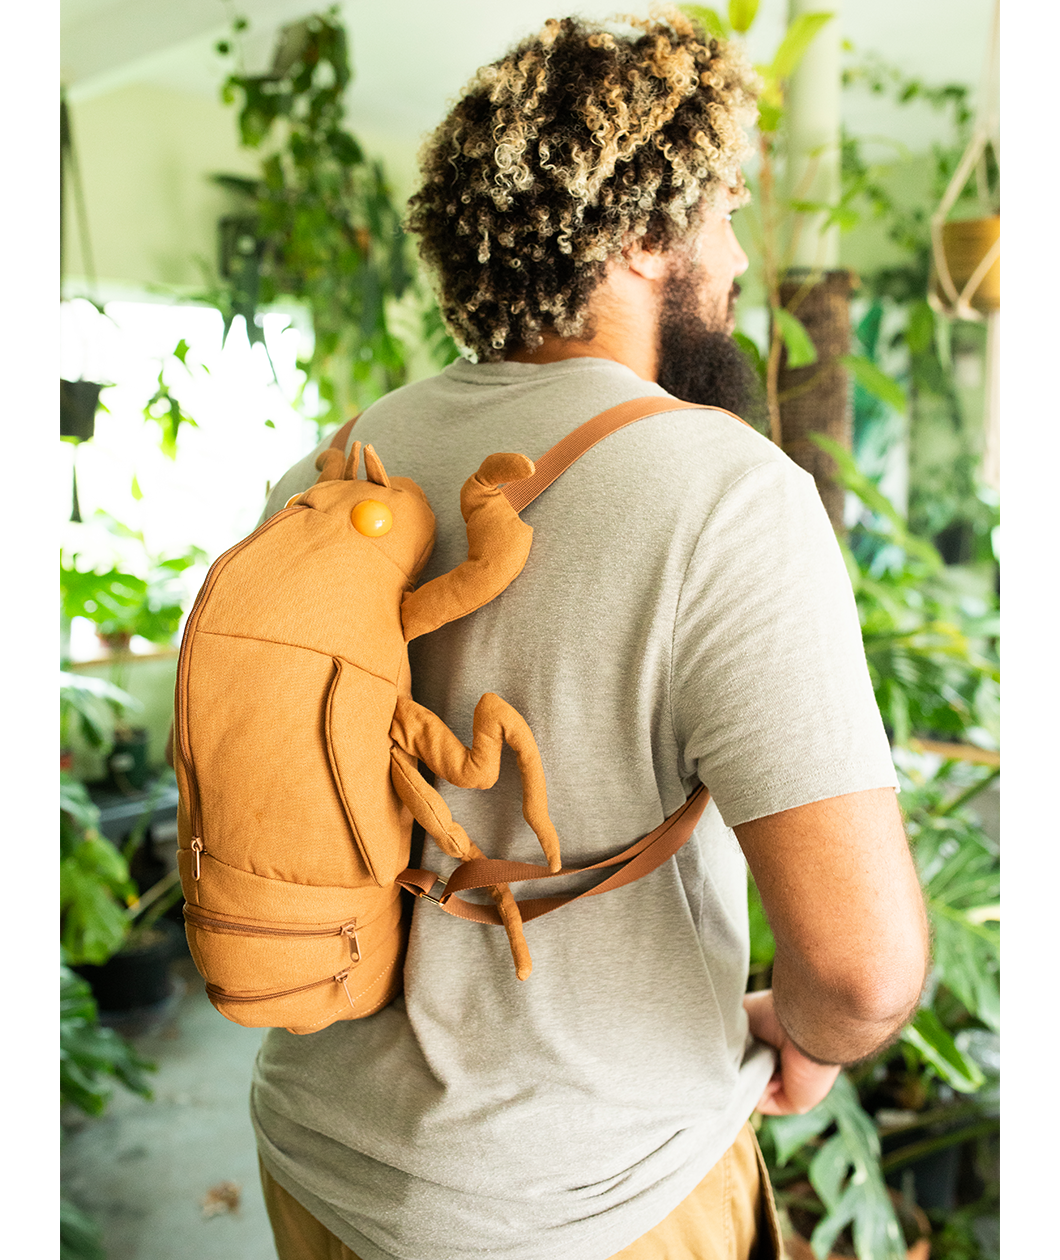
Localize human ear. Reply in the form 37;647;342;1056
622;237;669;281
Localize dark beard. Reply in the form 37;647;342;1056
655;272;765;427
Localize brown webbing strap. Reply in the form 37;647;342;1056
396;784;709;927
500;396;748;513
328;415;360;452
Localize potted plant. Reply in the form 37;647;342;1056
61;540;203;789
61;675;187;1017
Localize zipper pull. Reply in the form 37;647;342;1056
340;922;361;964
191;837;204;880
335;969;353;1008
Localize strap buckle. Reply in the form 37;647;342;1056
418;877;448;905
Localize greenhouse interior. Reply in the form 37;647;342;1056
56;2;1008;1259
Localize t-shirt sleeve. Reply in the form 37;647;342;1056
670;455;897;827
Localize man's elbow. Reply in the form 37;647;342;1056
775;914;930;1064
837;962;926;1035
820;925;930;1040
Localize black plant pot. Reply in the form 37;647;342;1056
107;727;151;793
76;918;183;1013
60;379;103;442
885;1139;961;1211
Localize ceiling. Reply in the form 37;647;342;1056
62;0;997;160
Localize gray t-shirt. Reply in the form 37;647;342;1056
251;357;897;1260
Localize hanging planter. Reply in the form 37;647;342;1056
928;2;999;322
934;215;999;314
932;215;1000;317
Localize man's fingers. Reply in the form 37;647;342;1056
766;1048;840;1114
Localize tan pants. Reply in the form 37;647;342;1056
259;1122;783;1260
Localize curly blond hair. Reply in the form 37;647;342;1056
407;7;758;360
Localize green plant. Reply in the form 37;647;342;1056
61;520;204;693
61;670;144;757
61;549;199;651
206;8;422;431
747;453;999;1258
813;435;998;750
838;58;998;556
61;773;137;965
61;964;155;1260
141;337;201;459
60;673;183;961
60;964;155;1115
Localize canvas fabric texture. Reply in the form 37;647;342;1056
250;356;898;1260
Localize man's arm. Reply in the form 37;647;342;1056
735;787;928;1111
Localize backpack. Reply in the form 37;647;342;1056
174;397;712;1034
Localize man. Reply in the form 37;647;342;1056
247;10;928;1259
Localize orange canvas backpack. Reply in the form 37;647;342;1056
174;397;711;1034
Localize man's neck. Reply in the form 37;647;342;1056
505;263;661;382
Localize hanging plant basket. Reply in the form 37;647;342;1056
933;216;1000;316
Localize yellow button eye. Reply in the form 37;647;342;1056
351;499;393;537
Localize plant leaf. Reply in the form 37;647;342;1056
757;98;784;134
747;874;775;966
766;1106;833;1166
733;330;766;383
771;12;834;82
60;1196;107;1260
900;1008;986;1093
838;354;907;412
809;1131;853;1212
810;434;941;567
773;306;817;367
809;1075;905;1260
728;0;759;33
682;5;731;38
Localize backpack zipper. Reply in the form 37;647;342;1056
183;906;361;963
204;968;356;1008
175;506;302;855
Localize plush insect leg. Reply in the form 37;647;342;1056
391;693;561;872
401;453;535;643
389;750;534;980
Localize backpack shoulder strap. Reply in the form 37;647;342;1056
328;414;361;453
500;395;747;512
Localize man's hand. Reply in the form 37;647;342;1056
744;989;840;1115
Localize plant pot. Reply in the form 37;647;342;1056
60;379;103;442
933;216;999;313
107;727;151;793
75;918;183;1013
782;1184;930;1260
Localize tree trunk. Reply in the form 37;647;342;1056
777;269;853;532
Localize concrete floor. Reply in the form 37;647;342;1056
61;956;277;1260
